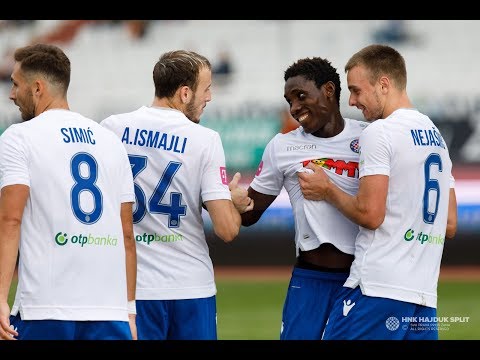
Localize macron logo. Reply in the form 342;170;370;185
343;299;355;316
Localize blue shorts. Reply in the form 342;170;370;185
9;314;132;340
322;286;438;340
136;296;217;340
280;267;349;340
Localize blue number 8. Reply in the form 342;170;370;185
70;152;103;224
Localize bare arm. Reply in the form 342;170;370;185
240;188;277;226
228;172;275;226
204;172;255;243
120;201;137;340
298;163;387;230
228;172;254;214
205;199;242;243
0;184;29;340
446;188;457;240
227;172;276;226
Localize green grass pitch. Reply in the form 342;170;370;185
7;278;480;340
215;279;480;340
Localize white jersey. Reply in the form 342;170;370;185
0;109;134;321
345;108;454;308
101;106;231;300
251;118;368;256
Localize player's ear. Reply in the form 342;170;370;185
179;85;190;104
323;81;335;99
379;76;390;94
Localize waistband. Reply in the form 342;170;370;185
292;266;350;281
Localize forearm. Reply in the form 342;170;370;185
325;183;362;223
120;202;136;301
0;222;21;303
0;185;28;306
231;203;243;231
240;208;263;226
0;267;15;304
125;237;136;301
445;188;457;240
325;182;382;230
215;202;242;242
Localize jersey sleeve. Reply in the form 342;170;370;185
117;143;135;204
0;125;30;189
99;115;115;130
201;131;231;202
250;136;283;196
358;122;391;178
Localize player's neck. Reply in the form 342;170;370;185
35;98;69;117
383;93;413;118
151;97;182;112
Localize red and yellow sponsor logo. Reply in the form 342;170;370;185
302;158;359;178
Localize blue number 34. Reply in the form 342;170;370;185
129;155;187;228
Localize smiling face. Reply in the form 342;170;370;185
284;75;334;136
346;64;385;122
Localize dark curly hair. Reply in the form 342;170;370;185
284;57;341;106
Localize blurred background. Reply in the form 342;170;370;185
1;20;479;267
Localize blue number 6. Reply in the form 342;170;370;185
423;153;442;224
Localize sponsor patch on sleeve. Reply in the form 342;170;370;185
255;161;264;176
220;166;228;185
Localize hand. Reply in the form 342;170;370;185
0;302;17;340
128;313;137;340
229;172;254;214
297;162;331;201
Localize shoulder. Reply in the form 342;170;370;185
345;118;370;135
0;122;27;142
101;107;143;127
83;117;122;142
260;130;300;154
265;131;289;147
194;122;222;138
346;117;369;129
100;115;116;127
276;127;304;140
357;121;386;144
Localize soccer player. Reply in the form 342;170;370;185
229;57;368;339
0;43;137;340
298;44;458;340
100;50;251;340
